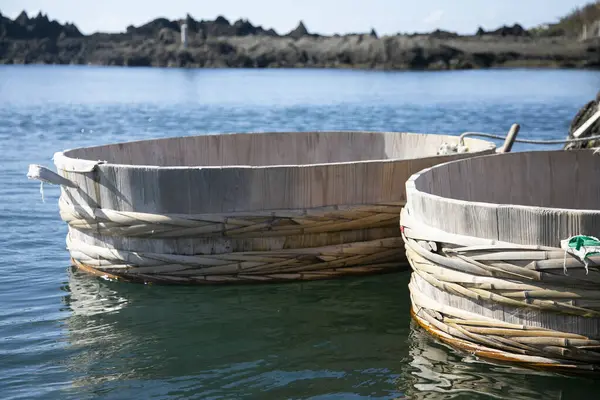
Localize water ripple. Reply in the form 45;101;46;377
0;65;599;399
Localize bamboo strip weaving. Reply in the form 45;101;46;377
63;200;406;283
59;198;404;239
401;149;600;372
403;220;600;371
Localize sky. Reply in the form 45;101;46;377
1;0;595;36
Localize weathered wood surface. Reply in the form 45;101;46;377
402;149;600;371
53;130;496;284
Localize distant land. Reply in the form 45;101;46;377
0;3;599;70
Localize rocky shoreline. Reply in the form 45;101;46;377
1;10;599;70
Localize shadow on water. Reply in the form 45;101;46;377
57;268;600;399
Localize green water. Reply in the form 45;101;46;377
60;269;600;399
2;65;600;399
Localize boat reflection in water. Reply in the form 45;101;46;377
61;268;599;399
64;268;129;317
60;268;410;399
399;321;598;399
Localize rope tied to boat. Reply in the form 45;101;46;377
456;131;600;148
438;127;600;155
438;103;600;155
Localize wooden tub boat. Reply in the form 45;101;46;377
29;130;495;284
401;149;600;373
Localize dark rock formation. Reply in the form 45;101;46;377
127;18;180;35
232;18;277;36
565;91;600;150
0;10;597;70
431;29;459;39
585;38;600;67
288;21;309;39
495;23;529;36
233;19;257;36
175;14;278;38
184;14;198;32
158;27;178;45
0;10;82;39
476;24;530;37
199;15;235;36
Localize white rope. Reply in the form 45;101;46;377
458;132;600;146
437;125;600;155
438;134;600;155
458;106;600;147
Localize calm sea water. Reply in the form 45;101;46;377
1;65;599;400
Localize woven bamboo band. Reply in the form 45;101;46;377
409;307;599;371
67;235;404;283
59;197;405;238
62;199;406;283
401;210;600;369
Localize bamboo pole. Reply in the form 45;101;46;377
498;123;520;153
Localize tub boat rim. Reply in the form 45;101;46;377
52;130;497;171
405;149;600;216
